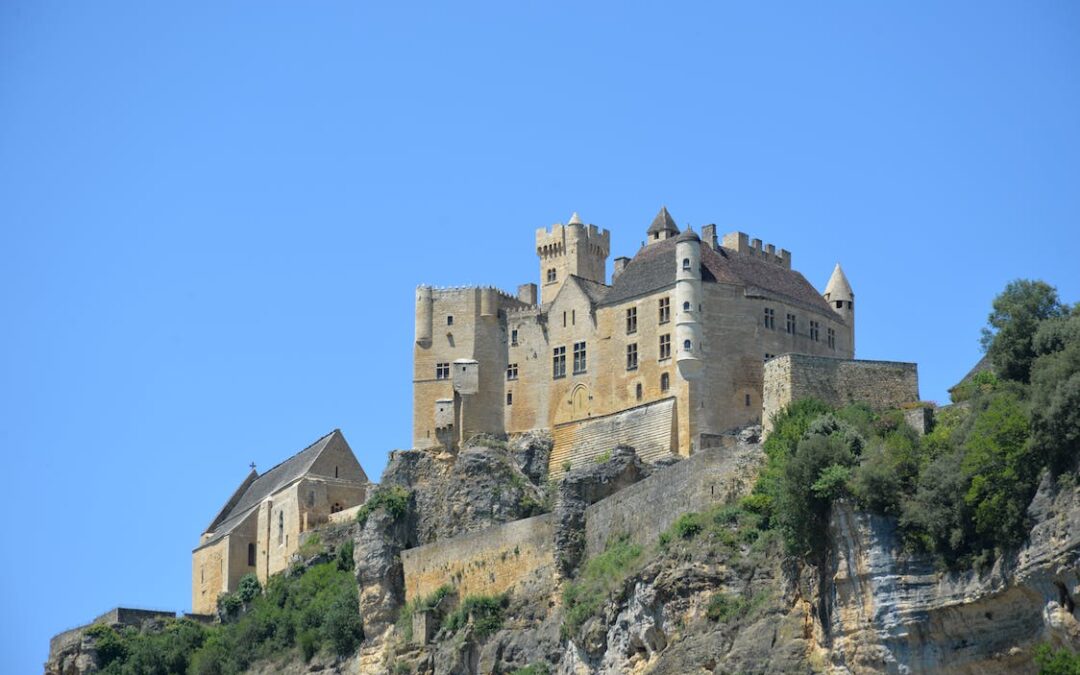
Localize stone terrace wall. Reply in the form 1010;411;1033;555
550;398;676;476
762;354;919;433
584;444;763;558
400;514;554;602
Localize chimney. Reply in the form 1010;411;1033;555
612;257;630;281
516;283;537;305
701;224;718;250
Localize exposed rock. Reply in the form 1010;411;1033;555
356;504;415;637
554;445;651;578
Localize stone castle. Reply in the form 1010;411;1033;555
187;206;920;620
413;207;858;470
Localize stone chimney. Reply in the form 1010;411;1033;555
612;257;630;281
701;224;718;250
516;283;538;305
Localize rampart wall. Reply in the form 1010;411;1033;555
583;446;760;558
400;514;554;602
762;354;919;433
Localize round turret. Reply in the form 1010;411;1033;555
415;285;433;346
823;263;855;355
675;227;703;380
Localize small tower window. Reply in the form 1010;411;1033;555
335;466;338;478
745;393;751;407
511;329;518;346
660;372;670;392
278;511;284;545
635;383;643;401
836;300;843;309
506;391;513;405
682;258;691;271
447;315;454;326
248;543;256;567
547;268;557;283
683;339;692;351
507;363;518;380
683;301;690;311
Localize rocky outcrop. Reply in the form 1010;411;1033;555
553;446;651;578
825;472;1080;674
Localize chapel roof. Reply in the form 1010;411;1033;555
200;429;356;544
600;237;839;317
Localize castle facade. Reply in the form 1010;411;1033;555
413;208;855;471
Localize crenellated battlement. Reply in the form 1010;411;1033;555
720;231;792;269
416;284;526;304
535;221;611;259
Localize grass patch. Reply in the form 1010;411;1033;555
561;536;643;637
442;593;508;639
355;486;411;527
396;584;455;642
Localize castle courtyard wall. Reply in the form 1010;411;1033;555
762;353;919;433
400;514;555;602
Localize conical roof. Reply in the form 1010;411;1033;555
824;263;853;299
647;206;680;235
675;225;700;243
567;212;584;226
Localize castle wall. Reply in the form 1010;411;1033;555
504;308;549;433
762;354;919;433
583;446;762;558
400;514;555;602
549;398;676;474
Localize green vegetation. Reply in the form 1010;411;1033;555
753;279;1079;568
594;449;612;464
336;539;354;572
1035;644;1080;674
89;560;362;674
510;664;552;675
442;593;508;638
561;536;643;637
297;532;323;559
355;486;411;527
396;584;454;642
705;591;769;623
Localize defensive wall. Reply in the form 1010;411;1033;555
401;514;555;602
762;354;919;433
48;608;178;657
583;444;761;558
550;398;676;476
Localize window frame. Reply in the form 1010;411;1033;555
572;341;587;374
552;346;566;379
435;362;450;380
626;342;638;371
626;307;637;334
659;333;671;360
507;363;518;380
659;297;671;324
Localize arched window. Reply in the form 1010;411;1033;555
660;373;670;392
635;383;643;401
278;511;284;545
682;258;690;270
248;543;256;567
683;339;692;351
682;301;690;311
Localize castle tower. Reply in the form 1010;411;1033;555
646;206;679;245
535;212;610;304
415;285;433;347
675;226;704;380
824;263;855;354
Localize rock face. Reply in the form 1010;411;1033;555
826;473;1080;674
382;433;552;545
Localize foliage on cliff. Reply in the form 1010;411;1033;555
88;559;362;675
755;279;1078;568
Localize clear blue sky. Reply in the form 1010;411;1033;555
2;1;1077;670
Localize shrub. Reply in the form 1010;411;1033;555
336;539;355;572
561;536;642;637
442;593;507;639
671;513;703;540
297;533;323;559
1034;643;1080;674
511;665;552;675
236;573;261;603
355;486;411;527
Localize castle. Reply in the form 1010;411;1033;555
413;208;857;471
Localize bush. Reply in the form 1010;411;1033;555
671;513;703;540
442;593;507;639
236;573;261;603
355;486;411;527
511;665;552;675
1034;643;1080;674
336;539;355;572
297;533;323;559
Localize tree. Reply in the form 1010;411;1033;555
981;280;1066;383
1029;314;1080;473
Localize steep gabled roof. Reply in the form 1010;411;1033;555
200;429;349;543
600;237;839;317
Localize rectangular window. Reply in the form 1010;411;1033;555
563;311;567;327
573;341;587;374
786;313;796;334
506;392;513;405
626;343;638;371
553;346;566;379
659;297;671;324
659;333;671;360
745;393;751;407
547;268;557;283
810;320;820;342
827;327;836;349
511;329;518;346
447;315;454;326
507;363;518;380
626;307;637;334
435;362;450;380
572;309;576;325
764;307;775;330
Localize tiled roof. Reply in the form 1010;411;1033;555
600;238;839;318
201;429;342;543
646;207;680;235
574;276;611;304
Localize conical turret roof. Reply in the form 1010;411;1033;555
567;212;584;226
824;263;853;299
675;225;700;243
647;206;680;235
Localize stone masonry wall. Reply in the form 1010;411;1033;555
762;354;919;433
400;514;555;602
584;442;763;558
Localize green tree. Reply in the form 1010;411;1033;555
1029;314;1080;473
981;279;1066;383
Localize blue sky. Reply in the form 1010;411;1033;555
2;1;1078;670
